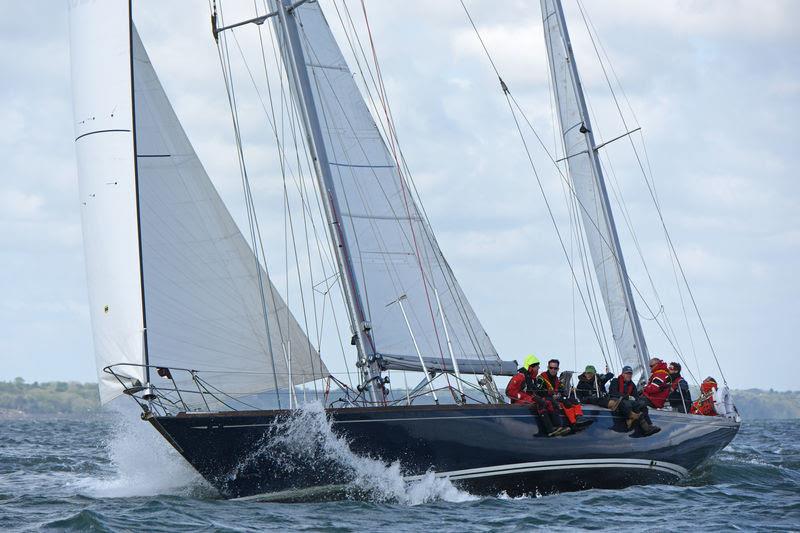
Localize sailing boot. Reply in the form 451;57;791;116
540;414;562;437
573;417;594;430
625;411;641;429
638;418;661;436
549;412;571;436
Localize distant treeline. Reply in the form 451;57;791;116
0;378;99;416
1;379;798;418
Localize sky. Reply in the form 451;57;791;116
1;1;798;391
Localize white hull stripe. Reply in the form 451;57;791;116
403;458;689;482
231;458;688;502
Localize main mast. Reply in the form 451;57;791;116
542;0;650;376
272;0;382;401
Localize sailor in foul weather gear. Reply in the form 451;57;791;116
608;366;660;436
642;358;672;409
575;364;614;404
537;359;591;433
505;355;568;436
505;354;539;404
667;362;692;413
691;377;720;416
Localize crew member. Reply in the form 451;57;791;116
608;366;660;436
536;359;592;432
506;355;568;436
642;357;671;409
690;377;719;416
575;364;614;404
667;362;692;413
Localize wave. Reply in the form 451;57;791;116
242;402;477;505
70;407;213;499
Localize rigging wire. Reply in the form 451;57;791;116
333;0;496;370
213;0;283;405
575;0;721;383
459;0;708;381
357;0;454;384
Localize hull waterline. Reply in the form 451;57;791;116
148;404;739;501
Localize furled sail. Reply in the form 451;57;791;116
274;1;515;375
69;0;326;406
540;0;650;380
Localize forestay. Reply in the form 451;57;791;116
280;1;515;375
132;27;327;406
541;0;650;380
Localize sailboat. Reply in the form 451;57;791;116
69;0;740;500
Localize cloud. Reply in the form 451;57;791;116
0;0;798;390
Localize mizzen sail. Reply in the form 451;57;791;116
541;0;650;380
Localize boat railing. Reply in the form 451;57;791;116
102;363;506;416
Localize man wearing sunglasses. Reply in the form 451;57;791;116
506;355;569;437
535;359;592;433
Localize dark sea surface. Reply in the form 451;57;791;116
1;412;799;532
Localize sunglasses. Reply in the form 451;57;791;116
548;366;559;370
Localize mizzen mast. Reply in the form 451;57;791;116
541;0;651;378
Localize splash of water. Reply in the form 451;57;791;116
73;406;213;499
260;402;477;505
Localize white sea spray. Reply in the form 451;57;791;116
72;406;212;498
257;401;478;504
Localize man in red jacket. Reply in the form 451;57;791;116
642;358;672;409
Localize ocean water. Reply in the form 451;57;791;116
1;410;798;532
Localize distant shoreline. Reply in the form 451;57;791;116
1;379;798;419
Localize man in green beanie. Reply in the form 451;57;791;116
575;364;614;404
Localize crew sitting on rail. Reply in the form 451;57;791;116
642;357;672;409
536;359;592;433
575;364;614;404
666;362;692;413
690;377;719;416
608;366;661;436
506;355;569;437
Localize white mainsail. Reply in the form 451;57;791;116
541;0;650;380
273;1;515;375
69;0;326;406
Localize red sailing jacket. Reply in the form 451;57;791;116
506;369;536;404
690;380;718;416
642;360;671;408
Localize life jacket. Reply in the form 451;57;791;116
643;360;671;408
691;379;718;416
537;371;560;394
617;376;635;397
669;375;683;392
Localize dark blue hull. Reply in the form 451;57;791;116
149;404;739;501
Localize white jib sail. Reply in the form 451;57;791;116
541;0;649;380
132;28;327;407
70;0;327;407
274;1;514;375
